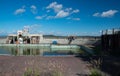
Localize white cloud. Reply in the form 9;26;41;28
93;12;100;17
35;15;46;19
55;10;69;18
46;2;57;8
46;2;80;19
101;10;118;17
46;2;63;13
46;16;55;20
24;26;30;29
65;8;72;12
93;10;118;17
31;5;36;9
72;18;80;21
35;16;43;19
72;9;79;13
67;17;80;21
30;5;37;14
14;8;25;15
24;24;41;29
23;24;41;33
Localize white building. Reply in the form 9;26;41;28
6;29;43;44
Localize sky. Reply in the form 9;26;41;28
0;0;120;36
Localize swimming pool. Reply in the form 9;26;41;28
0;44;84;56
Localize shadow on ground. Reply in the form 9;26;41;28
75;55;120;76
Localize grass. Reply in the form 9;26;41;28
51;70;63;76
23;68;40;76
92;45;102;55
23;68;63;76
90;69;102;76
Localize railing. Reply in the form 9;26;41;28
101;28;120;55
102;28;120;35
0;44;51;47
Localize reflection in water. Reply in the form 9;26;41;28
0;46;83;56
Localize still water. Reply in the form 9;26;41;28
0;45;84;56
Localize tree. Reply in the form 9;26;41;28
67;36;75;44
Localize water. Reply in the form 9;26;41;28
0;45;84;56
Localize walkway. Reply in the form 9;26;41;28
0;56;90;76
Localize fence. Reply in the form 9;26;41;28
101;28;120;55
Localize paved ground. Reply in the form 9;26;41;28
0;56;90;76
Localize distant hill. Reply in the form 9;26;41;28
0;35;100;39
43;35;67;38
0;36;7;38
43;35;100;39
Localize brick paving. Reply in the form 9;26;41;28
0;56;90;76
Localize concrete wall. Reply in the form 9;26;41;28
40;38;99;45
0;38;7;44
0;37;100;45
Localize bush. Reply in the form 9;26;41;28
23;68;40;76
90;69;101;76
23;68;63;76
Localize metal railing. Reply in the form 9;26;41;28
102;28;120;35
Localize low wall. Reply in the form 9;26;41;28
0;37;100;45
41;38;99;45
0;38;6;44
80;45;94;55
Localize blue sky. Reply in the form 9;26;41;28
0;0;120;36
